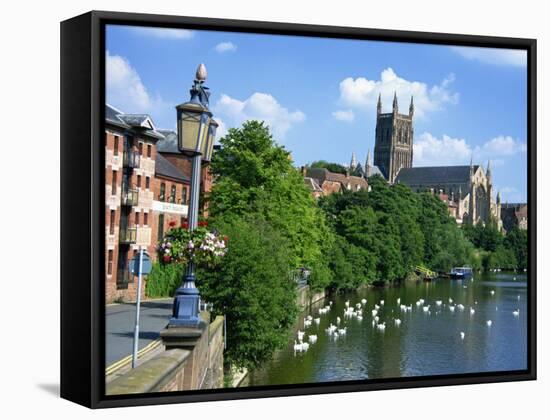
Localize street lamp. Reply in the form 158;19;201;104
169;63;215;327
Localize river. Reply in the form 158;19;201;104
245;271;528;386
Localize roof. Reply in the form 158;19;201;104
105;104;165;140
395;165;480;185
156;130;180;153
304;177;323;193
155;153;189;183
305;167;369;190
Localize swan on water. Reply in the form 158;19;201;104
513;309;520;317
314;317;320;324
361;298;367;304
486;320;493;327
490;290;495;296
449;298;453;304
372;309;378;317
308;334;318;343
338;327;347;336
436;300;443;306
423;306;430;312
394;319;402;326
449;305;456;312
336;316;341;324
380;300;385;305
297;330;305;341
345;301;350;308
460;332;465;340
470;307;475;315
397;298;401;305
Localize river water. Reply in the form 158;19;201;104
245;271;528;386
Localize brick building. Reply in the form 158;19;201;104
303;166;369;197
105;104;211;303
501;203;528;232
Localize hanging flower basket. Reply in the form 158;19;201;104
158;222;228;268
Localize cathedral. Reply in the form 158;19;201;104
351;93;502;228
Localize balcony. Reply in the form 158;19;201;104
119;227;137;244
116;268;134;288
121;188;139;207
123;150;140;168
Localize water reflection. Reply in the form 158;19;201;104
245;271;528;387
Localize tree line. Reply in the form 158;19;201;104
146;120;527;372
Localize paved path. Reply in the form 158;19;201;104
106;299;172;366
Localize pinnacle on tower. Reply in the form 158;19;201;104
486;159;492;178
377;93;382;115
392;91;398;113
365;149;372;178
409;95;414;117
497;190;501;204
350;151;357;170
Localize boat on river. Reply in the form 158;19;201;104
449;267;473;279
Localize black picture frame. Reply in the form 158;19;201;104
60;10;537;409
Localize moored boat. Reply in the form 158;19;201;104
449;267;473;279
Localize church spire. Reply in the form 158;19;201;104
392;91;398;113
377;93;382;115
497;190;501;204
409;95;414;117
365;149;372;178
350;151;357;171
486;159;492;179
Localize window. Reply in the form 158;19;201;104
159;183;166;201
112;170;117;195
145;176;150;189
181;186;187;204
138;142;144;155
137;175;142;189
170;185;176;203
107;250;113;275
147;144;152;158
144;212;148;226
135;211;140;225
109;210;115;235
114;135;119;156
158;214;164;241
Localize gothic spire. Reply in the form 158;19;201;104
469;154;474;179
409;95;414;117
497;190;501;204
486;159;492;178
377;93;382;115
392;91;398;113
365;149;372;178
350;151;357;170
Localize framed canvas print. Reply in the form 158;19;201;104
60;10;536;408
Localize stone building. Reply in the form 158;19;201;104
395;159;502;227
105;104;212;303
500;203;528;232
373;93;414;183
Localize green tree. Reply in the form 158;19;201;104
197;216;298;370
504;226;528;269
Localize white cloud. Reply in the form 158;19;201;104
213;92;305;139
414;132;472;166
106;51;157;112
475;135;527;156
215;42;237;53
133;27;194;39
213;118;228;141
414;133;526;167
332;109;355;122
338;68;459;119
450;46;527;68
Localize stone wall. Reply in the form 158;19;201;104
106;313;224;395
296;285;326;310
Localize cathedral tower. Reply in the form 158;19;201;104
373;93;414;183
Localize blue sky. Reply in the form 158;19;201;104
106;24;528;202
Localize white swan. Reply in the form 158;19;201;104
397;298;401;305
436;300;443;306
345;301;350;308
486;320;493;327
377;322;386;332
294;340;303;352
314;317;320;324
338;327;347;335
423;306;430;312
357;315;363;321
361;298;367;304
380;300;385;306
449;305;456;312
394;319;401;326
448;298;453;304
513;309;520;317
308;334;318;343
372;309;378;317
460;332;465;340
490;290;495;296
470;307;475;315
336;316;341;324
297;330;305;341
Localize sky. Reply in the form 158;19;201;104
106;24;528;203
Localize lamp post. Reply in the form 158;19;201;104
169;63;217;327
